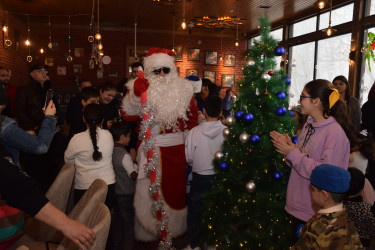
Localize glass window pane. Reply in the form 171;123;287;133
270;28;283;42
316;33;351;82
366;0;375;16
288;42;316;107
319;3;354;30
290;16;317;38
360;27;375;106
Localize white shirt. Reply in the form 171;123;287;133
65;128;116;189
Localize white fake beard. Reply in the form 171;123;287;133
146;73;191;132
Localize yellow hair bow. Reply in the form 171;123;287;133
329;88;340;109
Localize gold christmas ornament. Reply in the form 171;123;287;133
88;36;94;42
67;55;73;62
26;56;33;62
246;180;256;193
239;133;249;143
214;151;224;160
226;116;235;126
222;128;230;138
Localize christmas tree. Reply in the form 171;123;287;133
199;17;295;249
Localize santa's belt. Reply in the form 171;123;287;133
153;132;184;147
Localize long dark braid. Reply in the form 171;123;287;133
83;103;103;161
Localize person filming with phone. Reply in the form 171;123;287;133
14;63;64;192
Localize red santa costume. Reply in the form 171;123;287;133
121;48;198;246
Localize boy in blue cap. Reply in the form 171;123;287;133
293;164;363;249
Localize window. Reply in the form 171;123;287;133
360;28;375;106
319;3;354;29
316;33;351;81
366;0;375;16
290;16;317;38
288;42;316;107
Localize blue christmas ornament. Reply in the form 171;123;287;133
249;134;260;145
234;110;245;121
273;170;284;181
276;91;286;99
243;113;254;124
292;136;298;144
282;77;291;86
219;161;229;171
288;110;295;117
275;106;287;116
274;45;285;56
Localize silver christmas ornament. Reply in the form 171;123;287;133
246;180;256;193
247;59;255;66
214;151;224;160
226;116;235;126
222;127;230;138
262;73;271;80
239;132;249;143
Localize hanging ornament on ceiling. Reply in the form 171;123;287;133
26;15;32;62
48;16;53;49
67;16;73;62
222;127;230;138
239;132;249;143
246;180;256;193
274;45;285;56
3;11;11;47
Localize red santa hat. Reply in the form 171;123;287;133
144;48;177;76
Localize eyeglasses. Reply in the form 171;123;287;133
300;95;312;102
35;69;47;74
152;67;171;75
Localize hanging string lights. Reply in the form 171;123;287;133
67;15;73;62
26;15;32;62
48;16;53;49
88;0;95;42
3;11;11;47
181;0;186;29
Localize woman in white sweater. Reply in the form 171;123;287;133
65;103;115;209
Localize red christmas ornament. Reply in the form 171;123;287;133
268;70;273;76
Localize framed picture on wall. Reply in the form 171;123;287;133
224;54;236;66
173;46;183;61
204;71;216;83
186;69;198;77
188;49;200;61
205;51;218;65
222;74;235;87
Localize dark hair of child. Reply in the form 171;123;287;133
131;62;144;70
109;121;132;142
80;86;99;101
352;133;374;160
205;95;222;118
346;167;365;197
202;78;211;87
99;81;117;92
83;103;104;161
304;79;356;147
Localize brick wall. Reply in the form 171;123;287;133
0;6;247;93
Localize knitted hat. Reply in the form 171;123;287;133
0;87;9;105
310;164;351;193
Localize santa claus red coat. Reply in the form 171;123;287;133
121;48;198;242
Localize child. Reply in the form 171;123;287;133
270;79;354;243
68;86;99;139
64;103;116;209
184;95;227;250
344;167;375;248
109;121;138;250
293;164;363;249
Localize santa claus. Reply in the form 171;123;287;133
121;48;198;246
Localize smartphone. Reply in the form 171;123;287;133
44;89;54;110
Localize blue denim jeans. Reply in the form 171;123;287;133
187;172;216;248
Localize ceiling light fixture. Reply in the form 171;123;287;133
26;15;32;62
317;0;326;9
235;0;239;46
181;0;186;29
192;15;245;29
323;0;336;37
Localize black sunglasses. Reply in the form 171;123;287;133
152;67;171;75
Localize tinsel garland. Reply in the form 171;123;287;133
139;91;173;249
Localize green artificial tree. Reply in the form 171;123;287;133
200;17;295;249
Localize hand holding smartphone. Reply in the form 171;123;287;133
44;89;54;111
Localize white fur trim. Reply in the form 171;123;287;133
144;53;176;77
134;178;187;241
122;79;142;116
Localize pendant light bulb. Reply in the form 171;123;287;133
99;50;104;56
3;26;7;32
326;27;332;36
25;39;30;46
95;33;102;40
98;43;103;50
235;41;239;47
318;0;325;9
40;48;44;54
182;19;186;30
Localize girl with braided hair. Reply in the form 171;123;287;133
64;103;115;209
